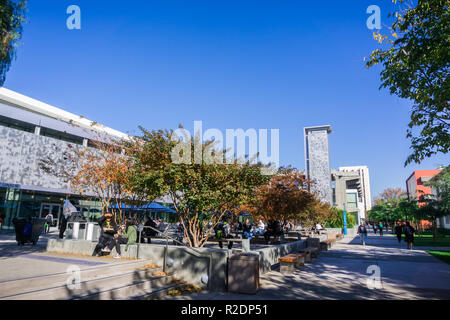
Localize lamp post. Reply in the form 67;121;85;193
343;204;348;235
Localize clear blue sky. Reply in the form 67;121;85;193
4;0;448;201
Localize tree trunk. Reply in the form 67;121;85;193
433;218;437;242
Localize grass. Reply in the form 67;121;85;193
427;251;450;265
414;234;450;247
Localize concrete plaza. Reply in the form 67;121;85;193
1;230;450;300
169;232;450;300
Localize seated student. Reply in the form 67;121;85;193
114;218;137;259
215;220;233;249
242;218;253;240
92;212;118;256
264;220;282;244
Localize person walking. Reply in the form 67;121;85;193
357;223;368;246
373;223;377;235
0;216;3;230
404;221;415;250
378;222;384;236
394;221;403;247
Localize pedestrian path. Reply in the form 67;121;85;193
169;232;450;300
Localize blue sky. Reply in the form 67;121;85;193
4;0;448;200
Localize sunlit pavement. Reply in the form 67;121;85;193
169;232;450;300
0;231;136;283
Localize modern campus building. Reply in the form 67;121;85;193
304;126;372;224
406;169;449;230
0;88;175;230
304;125;333;204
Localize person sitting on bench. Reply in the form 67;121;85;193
264;220;283;244
92;212;117;256
114;217;137;259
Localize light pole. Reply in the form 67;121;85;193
343;204;348;235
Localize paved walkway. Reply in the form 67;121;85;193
0;230;135;283
169;232;450;300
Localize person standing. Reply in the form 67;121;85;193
404;221;415;250
394;221;403;247
44;212;53;234
143;216;158;243
373;223;377;235
357;223;368;246
0;216;3;230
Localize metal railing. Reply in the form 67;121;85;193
136;225;213;290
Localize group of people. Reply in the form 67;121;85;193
394;221;416;250
371;221;387;236
212;218;295;248
357;220;416;249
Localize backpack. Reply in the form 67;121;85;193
404;226;413;237
379;223;383;228
23;222;32;236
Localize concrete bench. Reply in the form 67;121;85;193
210;238;251;252
278;253;306;274
320;239;335;251
300;247;319;259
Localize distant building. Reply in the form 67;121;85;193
339;166;372;212
331;169;367;224
303;126;372;223
304;125;332;204
406;169;443;229
0;88;174;230
406;170;442;204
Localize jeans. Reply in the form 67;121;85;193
243;231;252;240
115;236;128;255
360;233;368;244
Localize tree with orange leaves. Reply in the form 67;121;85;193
245;167;318;223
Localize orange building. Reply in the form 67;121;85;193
406;169;442;229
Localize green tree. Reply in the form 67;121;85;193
419;165;450;239
366;0;449;166
129;127;270;248
368;197;418;229
0;0;27;86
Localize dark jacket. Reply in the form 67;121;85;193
97;216;118;236
394;225;402;235
358;225;367;234
242;223;252;233
144;218;158;237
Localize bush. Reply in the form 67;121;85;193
324;207;356;229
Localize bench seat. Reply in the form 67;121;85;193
300;247;320;258
279;253;306;274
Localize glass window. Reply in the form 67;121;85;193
0;115;35;133
346;193;358;209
